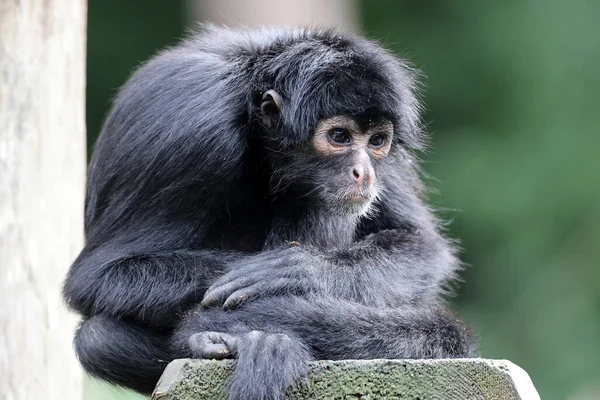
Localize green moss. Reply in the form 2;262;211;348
152;359;538;400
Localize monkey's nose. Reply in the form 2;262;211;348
352;165;365;185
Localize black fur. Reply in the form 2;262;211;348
63;25;476;399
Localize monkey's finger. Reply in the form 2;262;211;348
189;332;231;360
204;267;257;295
204;274;241;295
222;284;263;310
189;332;236;359
222;278;304;310
198;342;231;359
202;277;253;308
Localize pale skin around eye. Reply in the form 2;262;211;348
311;115;394;158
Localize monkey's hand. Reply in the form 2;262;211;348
201;247;318;310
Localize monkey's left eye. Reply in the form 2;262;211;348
328;128;352;145
369;134;387;147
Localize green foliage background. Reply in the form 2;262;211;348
85;1;600;399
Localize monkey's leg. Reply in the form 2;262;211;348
186;296;477;361
175;298;475;399
74;315;171;394
267;296;478;360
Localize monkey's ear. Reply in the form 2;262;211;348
261;89;283;116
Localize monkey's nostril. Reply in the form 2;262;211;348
352;166;364;185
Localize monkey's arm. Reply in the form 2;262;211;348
202;225;455;309
327;225;457;305
63;248;238;328
64;245;321;328
341;178;460;305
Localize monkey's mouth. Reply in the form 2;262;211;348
347;194;370;203
344;188;377;206
322;187;376;214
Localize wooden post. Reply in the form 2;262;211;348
152;359;541;400
0;1;87;399
190;0;358;32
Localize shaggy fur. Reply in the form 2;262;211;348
63;25;476;399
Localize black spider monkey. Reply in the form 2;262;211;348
63;26;476;399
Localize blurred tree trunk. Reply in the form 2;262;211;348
0;1;87;399
190;0;357;32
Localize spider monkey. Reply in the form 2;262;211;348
63;26;476;399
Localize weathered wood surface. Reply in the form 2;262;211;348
152;358;540;400
0;0;87;399
192;0;358;31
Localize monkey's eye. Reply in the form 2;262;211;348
369;134;387;148
328;128;352;145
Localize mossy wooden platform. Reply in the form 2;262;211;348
152;358;540;399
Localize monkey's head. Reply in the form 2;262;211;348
261;90;398;216
250;29;424;216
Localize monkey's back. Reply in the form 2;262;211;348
84;26;420;248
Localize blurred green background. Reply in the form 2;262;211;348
85;1;600;399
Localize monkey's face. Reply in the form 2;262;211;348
260;90;394;216
307;115;393;216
